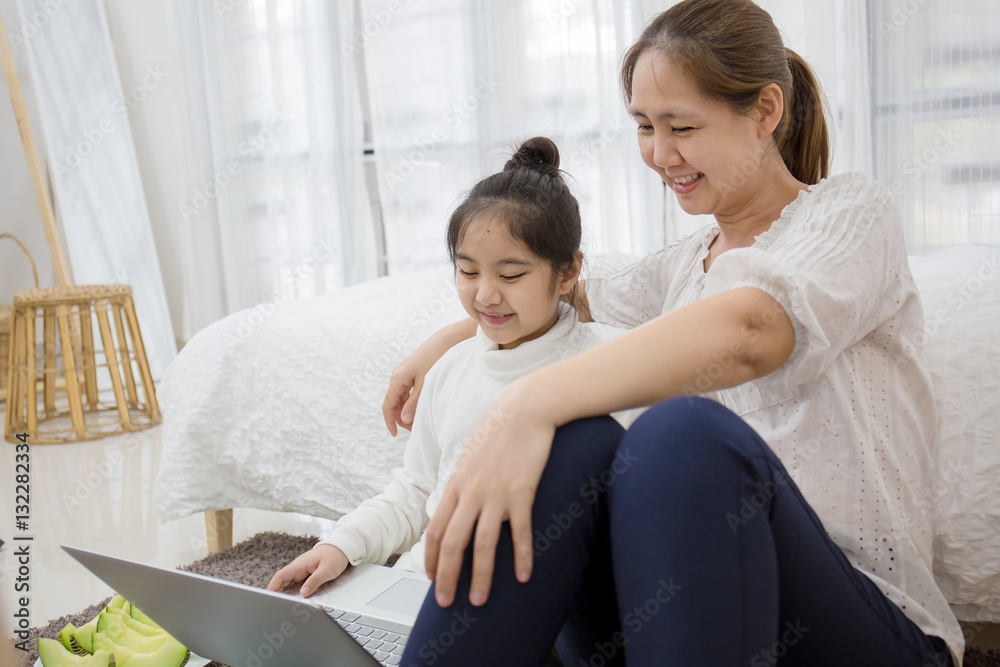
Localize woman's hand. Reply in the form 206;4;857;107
382;318;478;435
266;544;350;598
423;379;557;608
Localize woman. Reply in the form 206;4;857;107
389;1;963;664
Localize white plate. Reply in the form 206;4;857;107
35;654;211;667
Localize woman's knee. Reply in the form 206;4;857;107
545;415;625;484
619;396;769;477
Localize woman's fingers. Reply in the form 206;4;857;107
468;504;505;606
508;497;536;584
423;488;455;582
433;507;478;608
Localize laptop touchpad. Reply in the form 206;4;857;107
367;578;431;615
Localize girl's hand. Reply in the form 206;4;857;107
382;318;477;435
423;380;556;608
382;353;430;435
266;544;350;598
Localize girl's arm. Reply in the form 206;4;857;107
382;317;478;434
423;286;795;607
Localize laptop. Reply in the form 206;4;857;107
62;545;433;667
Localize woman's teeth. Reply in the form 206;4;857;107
674;173;703;185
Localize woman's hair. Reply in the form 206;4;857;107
447;136;582;304
620;0;830;184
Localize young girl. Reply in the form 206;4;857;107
266;136;633;597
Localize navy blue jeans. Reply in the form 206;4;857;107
400;398;953;666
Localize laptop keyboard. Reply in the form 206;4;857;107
324;607;409;666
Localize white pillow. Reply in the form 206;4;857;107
909;245;1000;622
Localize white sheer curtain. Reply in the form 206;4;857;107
14;0;176;377
175;0;376;335
361;0;667;273
362;0;998;264
868;0;998;253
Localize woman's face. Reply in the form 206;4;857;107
630;50;772;219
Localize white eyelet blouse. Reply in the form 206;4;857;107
586;171;964;664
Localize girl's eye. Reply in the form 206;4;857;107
501;273;526;281
458;269;478;278
636;124;653;133
673;126;693;134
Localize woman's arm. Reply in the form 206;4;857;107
382;317;477;434
423;286;795;607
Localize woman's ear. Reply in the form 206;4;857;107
755;83;785;140
557;251;584;295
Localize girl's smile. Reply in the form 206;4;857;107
454;217;576;350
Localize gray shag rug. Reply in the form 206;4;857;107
10;531;1000;666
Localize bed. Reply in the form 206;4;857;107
154;244;1000;629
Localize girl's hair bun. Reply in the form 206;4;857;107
503;136;561;177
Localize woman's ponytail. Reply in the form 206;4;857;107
781;48;830;185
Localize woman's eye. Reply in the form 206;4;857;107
636;124;653;133
501;273;526;281
458;269;477;278
673;126;693;134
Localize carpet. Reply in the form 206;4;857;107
11;531;1000;666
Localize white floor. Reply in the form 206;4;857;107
0;403;337;637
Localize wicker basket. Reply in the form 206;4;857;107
1;233;39;403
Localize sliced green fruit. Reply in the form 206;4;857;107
93;632;186;667
104;606;168;637
107;594;128;610
128;604;161;630
70;618;99;654
121;640;189;667
96;612;175;652
93;632;137;665
37;637;112;667
58;623;77;652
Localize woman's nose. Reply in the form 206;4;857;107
653;135;682;169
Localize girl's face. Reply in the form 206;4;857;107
630;50;776;220
454;217;578;350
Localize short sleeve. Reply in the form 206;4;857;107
586;248;675;328
702;174;906;388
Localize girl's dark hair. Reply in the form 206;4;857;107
447;136;582;304
620;0;830;184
